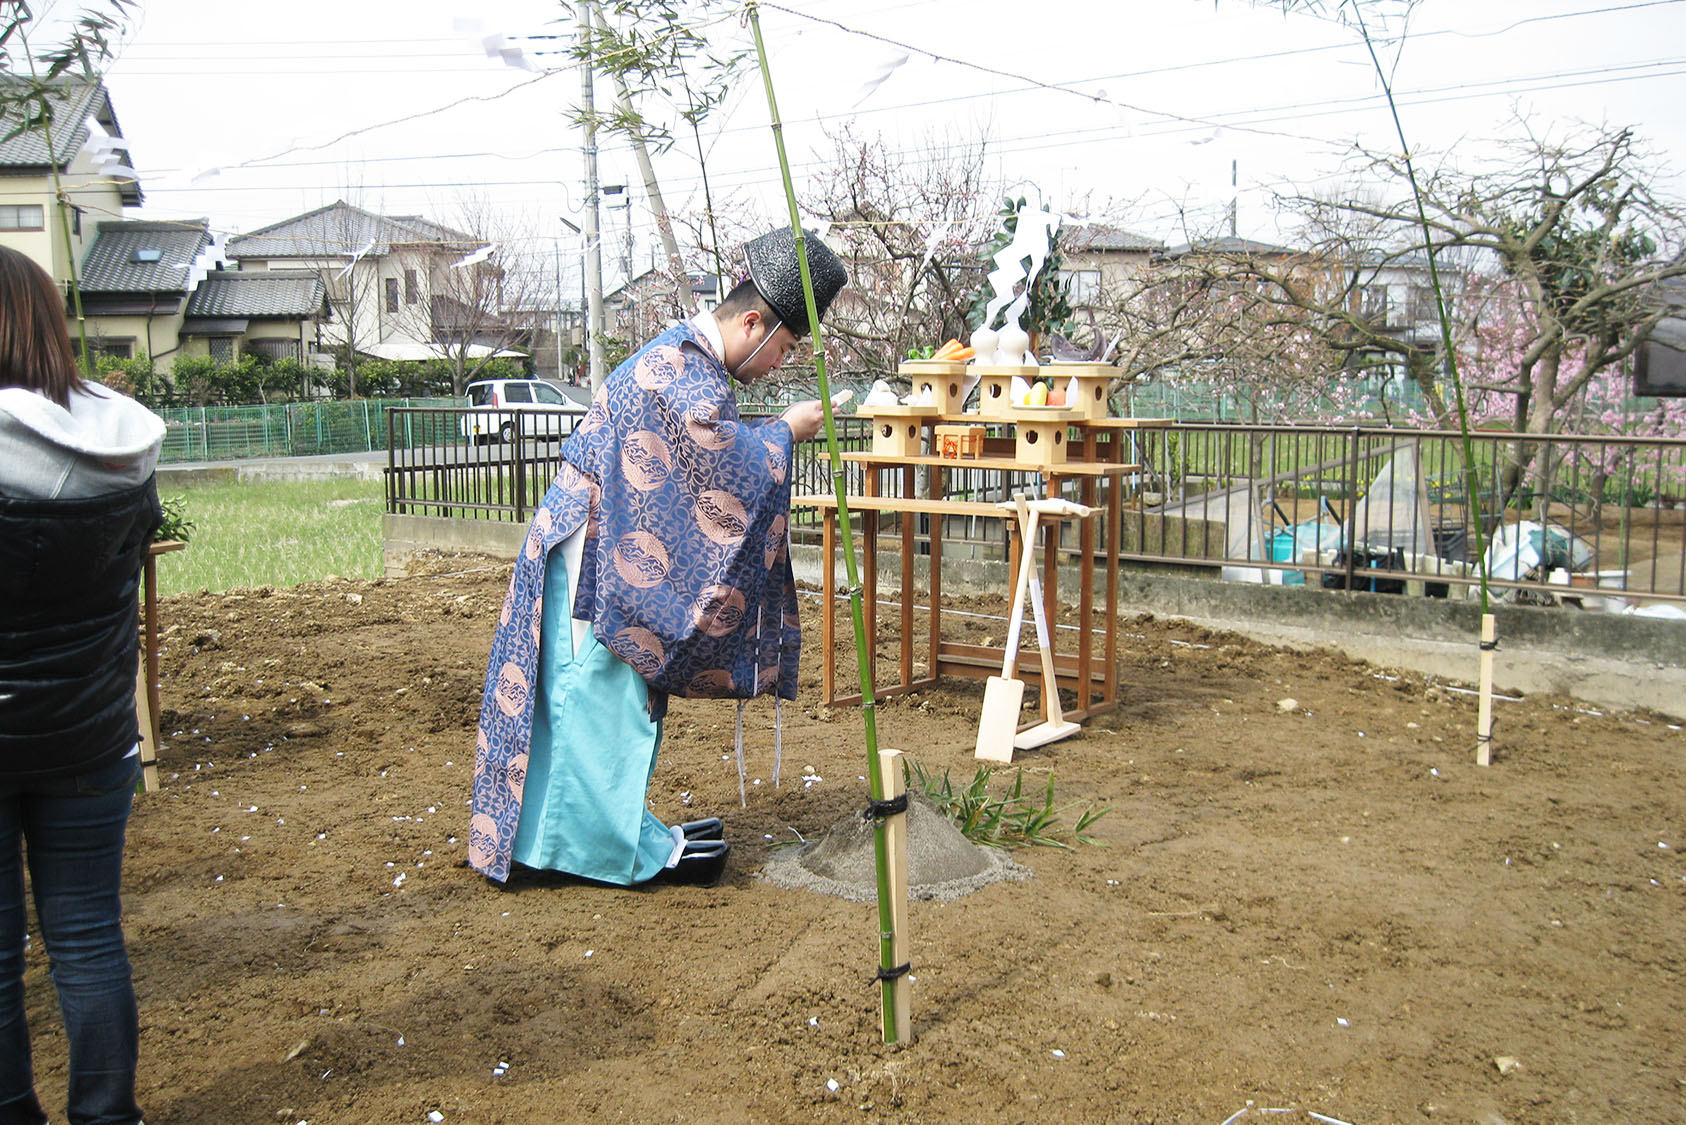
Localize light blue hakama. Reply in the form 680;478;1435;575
510;542;678;885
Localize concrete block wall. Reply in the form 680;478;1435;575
383;513;1686;721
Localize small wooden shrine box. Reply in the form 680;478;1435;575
934;424;985;460
858;404;934;457
899;359;971;416
1004;406;1082;466
971;364;1036;418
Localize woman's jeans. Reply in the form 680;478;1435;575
0;753;143;1125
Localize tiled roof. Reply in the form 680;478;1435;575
227;201;479;260
79;220;214;293
0;76;142;205
1062;223;1164;253
185;270;326;318
0;75;102;165
1157;236;1297;259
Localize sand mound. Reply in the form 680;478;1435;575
759;794;1029;902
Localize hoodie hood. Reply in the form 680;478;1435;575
0;384;166;499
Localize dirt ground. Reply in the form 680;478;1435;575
21;553;1683;1124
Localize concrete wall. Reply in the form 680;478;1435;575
159;460;386;487
380;513;1686;721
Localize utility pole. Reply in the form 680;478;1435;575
580;0;606;390
558;215;586;384
1229;158;1239;238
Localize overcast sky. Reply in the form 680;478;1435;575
87;0;1686;282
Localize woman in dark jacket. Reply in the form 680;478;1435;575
0;245;162;1125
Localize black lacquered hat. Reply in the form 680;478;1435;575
744;227;847;337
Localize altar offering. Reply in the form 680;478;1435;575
934;424;985;460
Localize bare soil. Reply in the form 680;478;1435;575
22;553;1684;1124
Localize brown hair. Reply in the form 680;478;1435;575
0;244;84;407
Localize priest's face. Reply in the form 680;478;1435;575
734;317;798;384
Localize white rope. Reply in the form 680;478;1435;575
734;699;748;807
773;696;783;789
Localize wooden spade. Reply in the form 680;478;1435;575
975;495;1037;762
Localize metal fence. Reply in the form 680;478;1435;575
1123;424;1685;606
158;398;458;463
384;409;1686;607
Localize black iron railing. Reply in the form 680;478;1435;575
386;410;1686;606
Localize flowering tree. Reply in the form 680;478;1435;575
1106;233;1349;423
1286;124;1685;433
798;124;998;384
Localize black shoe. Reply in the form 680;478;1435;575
654;839;729;886
679;817;724;842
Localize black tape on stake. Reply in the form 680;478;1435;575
873;961;912;984
864;794;908;820
1479;639;1500;651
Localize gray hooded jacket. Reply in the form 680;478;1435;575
1;384;166;778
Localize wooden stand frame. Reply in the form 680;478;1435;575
797;437;1145;727
137;540;186;793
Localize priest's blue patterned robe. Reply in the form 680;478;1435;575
469;321;801;883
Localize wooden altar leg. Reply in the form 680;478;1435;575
863;469;880;692
928;464;944;691
1078;470;1098;716
1105;439;1122;710
899;464;915;689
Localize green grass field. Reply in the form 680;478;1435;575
154;478;385;597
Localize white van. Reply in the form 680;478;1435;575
461;379;588;444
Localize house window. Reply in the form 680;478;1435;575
1058;268;1101;306
75;338;134;360
209;337;236;362
71;206;82;237
1360;285;1389;321
248;338;300;362
0;204;45;231
404;268;418;304
1406;284;1436;324
385;277;400;313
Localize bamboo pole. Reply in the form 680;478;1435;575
875;748;911;1043
747;1;905;1044
1476;613;1496;766
1347;6;1497;765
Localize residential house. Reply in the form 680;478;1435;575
74;218;219;363
1346;250;1451;349
179;269;329;365
606;267;718;345
0;74;141;297
1057;222;1164;308
1050;222;1165;357
226;200;490;366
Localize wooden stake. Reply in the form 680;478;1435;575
1476;613;1496;766
134;656;159;794
875;748;911;1043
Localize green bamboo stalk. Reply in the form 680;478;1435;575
746;0;903;1044
19;30;94;374
1346;1;1490;614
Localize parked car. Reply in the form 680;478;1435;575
461;379;588;444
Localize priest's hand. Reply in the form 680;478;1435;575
778;399;827;442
